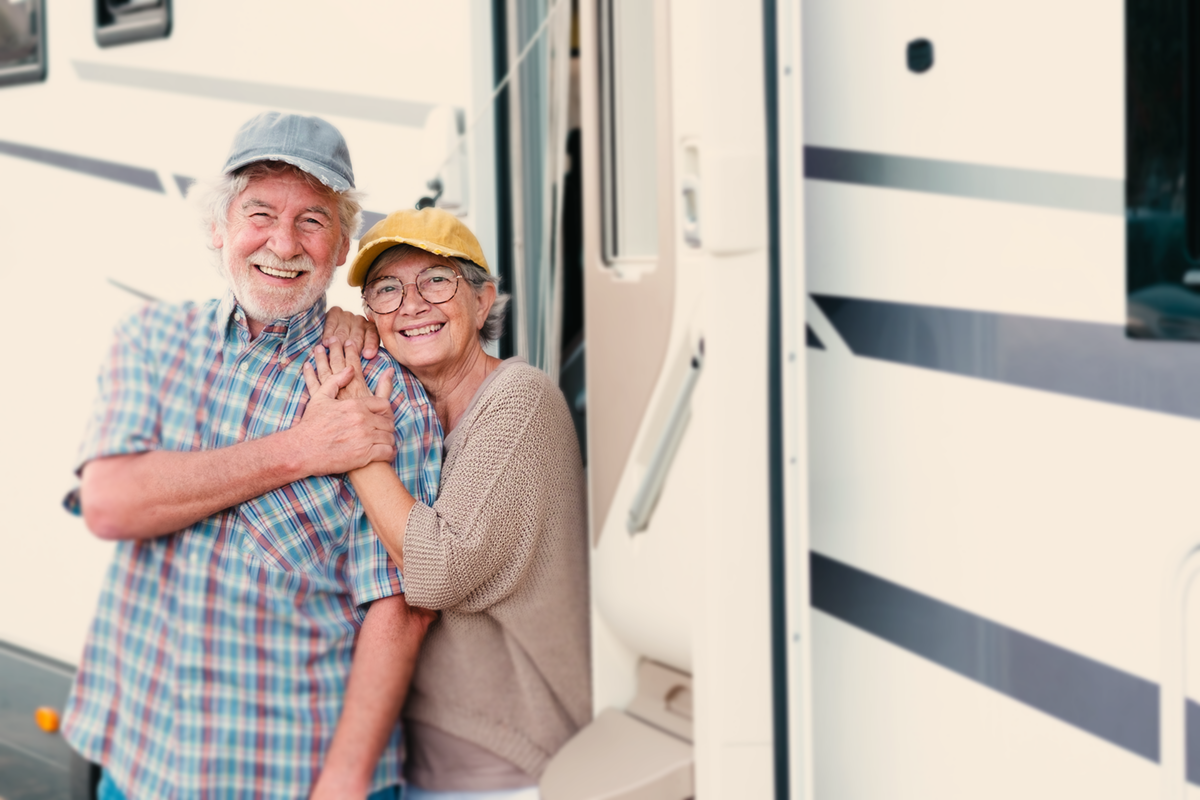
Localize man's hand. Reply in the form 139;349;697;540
295;362;397;476
323;306;380;360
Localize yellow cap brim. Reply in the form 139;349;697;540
346;208;490;287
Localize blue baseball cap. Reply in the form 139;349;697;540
223;111;355;191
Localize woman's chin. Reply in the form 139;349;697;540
383;340;445;373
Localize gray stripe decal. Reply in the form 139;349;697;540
74;61;436;128
107;279;159;303
812;294;1200;421
811;552;1161;763
0;139;163;193
360;210;388;232
173;174;196;198
804;146;1123;216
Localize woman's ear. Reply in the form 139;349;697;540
475;282;497;330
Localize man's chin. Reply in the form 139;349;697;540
238;290;323;324
233;276;334;325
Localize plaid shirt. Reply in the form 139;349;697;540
62;293;442;799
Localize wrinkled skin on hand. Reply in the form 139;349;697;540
296;352;396;474
310;340;385;401
322;306;380;360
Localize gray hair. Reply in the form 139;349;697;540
364;243;509;346
197;160;363;249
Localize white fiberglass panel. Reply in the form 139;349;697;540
812;612;1156;799
803;0;1122;179
806;345;1196;691
805;180;1124;326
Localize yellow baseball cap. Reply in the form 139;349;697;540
347;207;490;287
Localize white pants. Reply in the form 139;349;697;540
405;787;540;800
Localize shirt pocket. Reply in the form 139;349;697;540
235;475;353;586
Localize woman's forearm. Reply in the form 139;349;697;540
349;461;418;572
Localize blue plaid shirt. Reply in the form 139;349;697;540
62;293;442;799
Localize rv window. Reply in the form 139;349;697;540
0;0;45;88
95;0;171;47
600;0;658;263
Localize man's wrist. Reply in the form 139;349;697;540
264;427;312;482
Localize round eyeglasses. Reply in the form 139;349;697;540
362;266;461;314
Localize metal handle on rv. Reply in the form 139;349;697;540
626;343;704;534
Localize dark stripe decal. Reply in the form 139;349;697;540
360;211;388;232
173;174;196;198
811;552;1161;763
813;294;1200;422
74;61;436;128
804;145;1122;216
805;324;825;350
107;279;159;303
0;139;163;193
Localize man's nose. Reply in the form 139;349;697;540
268;225;303;261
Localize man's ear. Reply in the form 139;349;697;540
211;223;224;250
336;235;352;267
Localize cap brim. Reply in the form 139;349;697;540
224;154;351;193
348;235;485;287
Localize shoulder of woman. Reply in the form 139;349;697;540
461;362;568;432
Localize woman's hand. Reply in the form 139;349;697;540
309;343;394;402
322;306;380;360
291;360;397;476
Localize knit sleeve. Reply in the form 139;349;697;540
402;368;566;611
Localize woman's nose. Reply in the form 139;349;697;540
399;284;432;314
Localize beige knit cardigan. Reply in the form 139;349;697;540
401;360;591;778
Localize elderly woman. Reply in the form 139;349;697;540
311;208;589;800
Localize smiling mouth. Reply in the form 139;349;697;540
257;264;304;279
402;323;445;338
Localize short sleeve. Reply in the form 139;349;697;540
75;310;163;472
64;308;164;515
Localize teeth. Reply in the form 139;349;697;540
403;323;444;337
259;265;302;279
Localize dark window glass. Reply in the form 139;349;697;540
95;0;170;47
0;0;45;88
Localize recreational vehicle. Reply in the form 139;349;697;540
3;0;1187;798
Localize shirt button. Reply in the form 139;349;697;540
239;362;250;372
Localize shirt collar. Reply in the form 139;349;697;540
220;290;327;359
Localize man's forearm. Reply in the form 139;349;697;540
81;429;313;540
310;595;430;799
81;382;398;541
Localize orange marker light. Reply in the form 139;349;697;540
34;707;60;733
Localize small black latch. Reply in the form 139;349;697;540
907;39;934;73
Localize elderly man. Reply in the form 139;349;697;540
61;112;440;800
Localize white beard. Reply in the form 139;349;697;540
225;246;335;324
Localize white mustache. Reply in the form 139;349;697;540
248;248;315;273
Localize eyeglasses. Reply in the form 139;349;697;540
362;266;461;314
